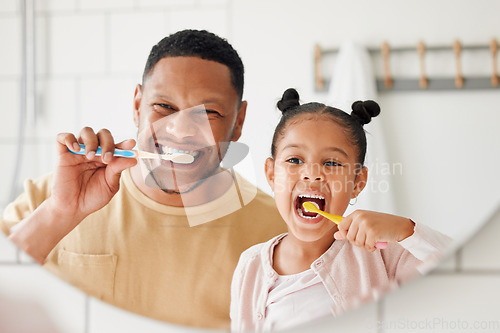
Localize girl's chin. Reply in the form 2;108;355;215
288;223;336;241
289;231;335;244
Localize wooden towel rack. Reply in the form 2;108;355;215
314;39;499;92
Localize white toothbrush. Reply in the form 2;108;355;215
69;144;195;164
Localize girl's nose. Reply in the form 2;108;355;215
164;110;197;139
302;163;324;181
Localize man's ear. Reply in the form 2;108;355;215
133;84;142;128
231;101;247;141
264;157;275;192
352;166;368;198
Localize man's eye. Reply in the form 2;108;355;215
286;158;303;164
201;109;222;116
153;104;175;115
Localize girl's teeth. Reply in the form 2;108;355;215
297;208;319;219
298;194;325;200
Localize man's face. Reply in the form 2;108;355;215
133;56;247;194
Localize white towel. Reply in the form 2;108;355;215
327;41;396;215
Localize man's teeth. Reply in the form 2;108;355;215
161;146;199;157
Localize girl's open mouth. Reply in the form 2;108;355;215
295;194;326;219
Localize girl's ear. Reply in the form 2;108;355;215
352;166;368;198
265;157;276;191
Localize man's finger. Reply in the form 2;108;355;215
78;127;98;160
116;139;136;151
56;132;80;153
105;158;137;191
96;128;115;164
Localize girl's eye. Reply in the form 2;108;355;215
286;158;303;164
324;160;342;167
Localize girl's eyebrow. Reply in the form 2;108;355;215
324;147;349;158
282;144;349;158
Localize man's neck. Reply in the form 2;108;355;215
129;165;235;207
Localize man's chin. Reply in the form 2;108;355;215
144;172;204;193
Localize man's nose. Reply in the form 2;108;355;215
164;110;197;139
301;162;324;181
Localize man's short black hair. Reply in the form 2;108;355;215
142;29;244;100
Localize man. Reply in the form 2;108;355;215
1;30;286;329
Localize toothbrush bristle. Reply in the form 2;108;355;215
162;153;195;164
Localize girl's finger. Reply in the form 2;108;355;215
353;230;367;249
365;234;377;252
345;219;359;244
338;214;353;235
334;231;345;240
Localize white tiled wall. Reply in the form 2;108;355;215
1;0;500;332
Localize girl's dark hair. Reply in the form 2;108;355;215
271;88;380;165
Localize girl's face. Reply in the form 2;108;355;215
265;114;367;243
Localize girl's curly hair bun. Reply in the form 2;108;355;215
277;88;300;113
350;100;381;126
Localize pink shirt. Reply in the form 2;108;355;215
230;223;451;332
263;265;335;331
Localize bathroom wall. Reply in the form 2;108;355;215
1;0;500;332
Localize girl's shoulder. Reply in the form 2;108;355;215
239;233;286;261
236;233;287;272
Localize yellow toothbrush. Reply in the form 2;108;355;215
302;202;387;249
302;202;343;224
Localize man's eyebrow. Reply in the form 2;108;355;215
282;144;349;158
151;92;227;107
150;92;173;101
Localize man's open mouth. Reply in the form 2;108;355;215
157;144;201;160
295;194;326;219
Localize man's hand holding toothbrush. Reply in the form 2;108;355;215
9;128;136;264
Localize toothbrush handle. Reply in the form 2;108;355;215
68;144;137;158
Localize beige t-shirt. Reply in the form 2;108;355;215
1;169;286;330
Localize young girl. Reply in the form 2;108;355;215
230;88;451;332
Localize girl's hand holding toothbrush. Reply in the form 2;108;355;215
334;210;415;252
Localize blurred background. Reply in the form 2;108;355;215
1;0;500;332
